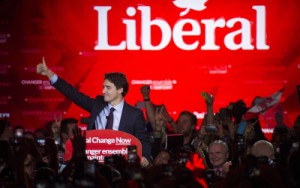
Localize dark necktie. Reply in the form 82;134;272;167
105;107;115;129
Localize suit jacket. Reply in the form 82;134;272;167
52;77;151;159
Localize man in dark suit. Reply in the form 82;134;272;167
36;57;151;163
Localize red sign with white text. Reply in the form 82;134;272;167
1;0;299;136
64;130;142;163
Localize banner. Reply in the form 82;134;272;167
64;130;142;163
1;0;299;130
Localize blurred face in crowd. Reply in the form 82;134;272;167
177;114;195;137
67;123;77;137
208;143;229;168
154;150;170;166
34;130;46;140
24;131;35;141
51;122;60;135
102;79;123;105
61;123;77;144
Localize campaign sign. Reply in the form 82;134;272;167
64;130;142;163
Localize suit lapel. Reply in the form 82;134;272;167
119;102;128;132
88;97;107;130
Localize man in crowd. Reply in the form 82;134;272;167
207;140;231;177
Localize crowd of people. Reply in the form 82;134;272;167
1;89;300;187
0;58;299;187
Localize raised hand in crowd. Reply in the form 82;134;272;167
140;84;151;101
140;85;175;132
154;106;168;133
11;137;31;186
198;92;217;138
160;104;176;132
11;137;43;187
140;85;156;128
45;114;62;144
44;137;59;173
201;91;214;125
222;116;236;140
71;127;87;159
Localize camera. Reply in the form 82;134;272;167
205;124;217;133
205;169;216;186
83;161;96;175
127;145;138;164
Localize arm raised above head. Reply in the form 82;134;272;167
36;57;55;79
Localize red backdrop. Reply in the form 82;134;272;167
0;0;299;136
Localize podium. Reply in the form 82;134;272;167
64;130;142;163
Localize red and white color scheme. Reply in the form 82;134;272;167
64;130;142;163
0;0;299;134
244;88;284;120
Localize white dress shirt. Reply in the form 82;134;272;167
50;74;124;130
95;100;124;130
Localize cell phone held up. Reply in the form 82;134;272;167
205;124;218;133
36;139;46;146
127;145;138;164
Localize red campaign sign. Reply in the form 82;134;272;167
64;130;142;163
2;0;299;136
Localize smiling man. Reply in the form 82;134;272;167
207;140;230;177
36;57;151;162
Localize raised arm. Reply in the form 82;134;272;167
201;91;214;125
36;57;55;79
140;85;156;129
36;57;96;113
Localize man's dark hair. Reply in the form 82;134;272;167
232;99;247;124
60;118;78;134
104;72;129;97
179;111;197;126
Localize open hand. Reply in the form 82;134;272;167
71;127;86;158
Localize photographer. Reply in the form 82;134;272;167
220;140;286;188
